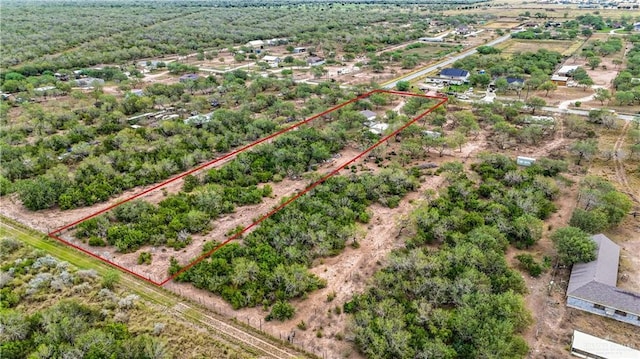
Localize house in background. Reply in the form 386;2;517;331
360;110;377;123
419;37;444;43
566;234;640;327
438;68;470;85
557;65;579;77
73;77;104;88
571;330;640;358
262;55;281;68
179;74;200;82
551;74;568;86
307;56;325;66
246;40;265;49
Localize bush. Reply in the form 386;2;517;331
102;270;120;289
137;252;152;265
266;301;295;321
515;254;544;277
88;236;107;246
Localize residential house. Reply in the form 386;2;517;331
438;68;470;85
368;123;389;135
307;56;325;66
566;234;640;327
557;65;580;76
73;77;104;88
551;75;568;86
360;110;377;123
184;112;213;127
634;22;640;32
265;38;288;46
246;40;265;49
418;37;444;43
571;330;640;359
179;74;200;82
262;55;281;68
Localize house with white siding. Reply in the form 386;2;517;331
566;234;640;327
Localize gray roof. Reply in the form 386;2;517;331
567;234;640;316
567;234;620;293
360;110;377;119
569;281;640;316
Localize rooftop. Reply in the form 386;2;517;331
440;68;469;77
572;330;640;358
567;234;640;316
567;234;619;293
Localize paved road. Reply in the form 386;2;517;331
541;106;638;122
382;34;513;89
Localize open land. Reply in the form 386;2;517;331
1;1;640;358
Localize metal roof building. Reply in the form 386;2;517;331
566;234;640;327
571;330;640;359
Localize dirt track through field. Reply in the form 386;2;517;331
613;121;639;204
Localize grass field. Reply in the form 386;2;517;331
483;21;520;29
497;39;584;57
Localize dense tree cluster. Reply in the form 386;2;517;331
344;155;555;358
569;176;633;233
1;75;354;211
173;169;419;311
76;126;345;251
612;36;640;106
453;48;563;77
0;1;488;75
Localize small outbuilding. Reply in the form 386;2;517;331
307;56;325;66
516;156;536;166
262;55;281;68
551;75;568;86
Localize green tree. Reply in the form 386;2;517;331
538;81;557;97
266;301;296;321
551;227;596;265
396;81;410;92
587;56;601;70
593;88;611;105
570;139;597;165
526;96;546;115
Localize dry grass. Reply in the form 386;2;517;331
497;39;583;57
483;21;521;29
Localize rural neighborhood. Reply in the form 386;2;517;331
1;0;639;358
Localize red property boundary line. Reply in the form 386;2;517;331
48;89;447;286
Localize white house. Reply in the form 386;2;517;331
438;68;470;85
246;40;265;49
262;55;281;68
557;65;580;76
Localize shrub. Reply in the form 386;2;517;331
88;236;106;246
515;254;544;277
266;301;295;321
102;270;120;289
137;252;152;265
